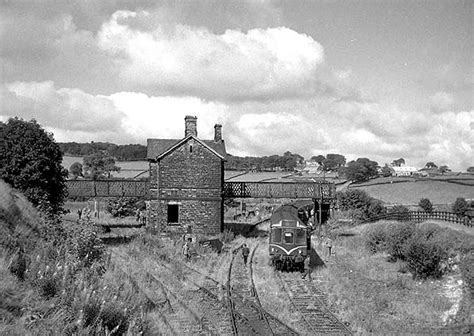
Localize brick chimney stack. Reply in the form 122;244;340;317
185;115;197;137
214;124;222;142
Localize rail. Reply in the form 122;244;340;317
364;211;472;227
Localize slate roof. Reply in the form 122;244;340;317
147;137;227;161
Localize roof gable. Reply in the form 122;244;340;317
147;136;226;161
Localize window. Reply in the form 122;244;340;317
272;228;282;243
295;229;306;244
189;144;193;153
167;204;179;224
284;231;294;244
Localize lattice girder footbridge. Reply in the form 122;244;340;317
66;180;336;199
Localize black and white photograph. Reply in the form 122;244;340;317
0;0;472;334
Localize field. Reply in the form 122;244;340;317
350;179;474;206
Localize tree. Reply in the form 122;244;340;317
452;198;468;217
425;162;438;169
381;164;393;177
83;151;120;180
418;198;433;212
467;167;474;173
311;155;325;166
0;118;67;215
345;158;379;182
439;165;450;175
336;189;386;220
391;158;405;167
69;162;83;179
323;154;346;171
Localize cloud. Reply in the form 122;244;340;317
109;91;229;141
430;91;454;113
1;80;471;171
1;81;229;144
97;10;327;101
1;81;124;135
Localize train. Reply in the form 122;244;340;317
268;202;313;271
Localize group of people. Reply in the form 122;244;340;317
77;207;92;221
135;209;147;225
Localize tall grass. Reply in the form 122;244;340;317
313;222;466;334
0;181;156;335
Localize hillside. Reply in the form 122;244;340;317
349;176;474;206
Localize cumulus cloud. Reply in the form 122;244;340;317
3;81;123;133
1;81;229;144
97;10;327;101
223;97;472;171
109;92;229;142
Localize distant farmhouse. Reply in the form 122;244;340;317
147;116;226;235
391;165;418;177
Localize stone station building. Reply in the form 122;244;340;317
147;116;227;235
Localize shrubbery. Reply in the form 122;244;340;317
418;198;433;212
364;222;389;254
384;222;415;261
452;197;469;217
405;238;447;279
363;221;460;279
106;197;145;218
336;189;386;221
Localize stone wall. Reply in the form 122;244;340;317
147;138;223;235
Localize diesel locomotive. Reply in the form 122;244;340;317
269;203;313;271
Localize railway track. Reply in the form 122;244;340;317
227;243;300;336
112;244;298;335
276;270;352;335
111;249;233;335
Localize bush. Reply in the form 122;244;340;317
405;237;448;279
418;198;433;212
384;222;415;261
337;189;386;221
389;205;410;221
452;197;469;217
106;197;144;218
364;222;389;254
67;224;105;268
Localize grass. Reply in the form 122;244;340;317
312;222;469;334
350;180;474;205
0;181;157;335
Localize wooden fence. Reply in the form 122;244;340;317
365;211;472;227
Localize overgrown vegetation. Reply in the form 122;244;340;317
336;189;386;221
362;221;471;279
0;181;151;334
106;197;145;218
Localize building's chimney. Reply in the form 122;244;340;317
214;124;222;142
185;115;197;137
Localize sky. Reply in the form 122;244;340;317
0;0;472;171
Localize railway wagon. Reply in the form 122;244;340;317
269;204;312;271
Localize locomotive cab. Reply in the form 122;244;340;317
269;204;310;271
